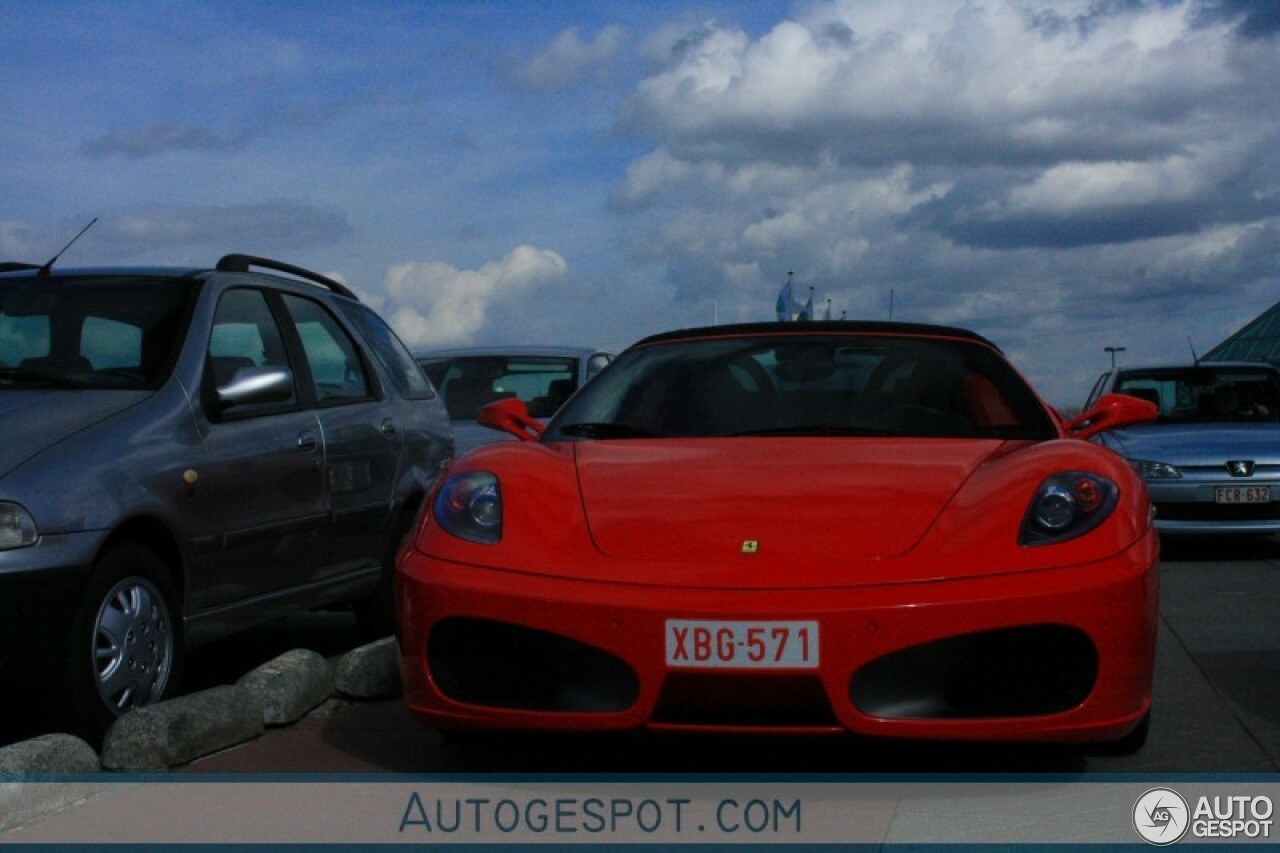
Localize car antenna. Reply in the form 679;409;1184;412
37;217;98;277
1188;335;1200;366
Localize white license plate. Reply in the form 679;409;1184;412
665;619;819;669
1215;486;1271;504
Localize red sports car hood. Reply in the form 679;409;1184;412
573;438;1003;563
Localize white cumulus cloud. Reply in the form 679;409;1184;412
382;246;570;348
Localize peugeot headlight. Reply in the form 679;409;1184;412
1020;472;1119;546
0;502;38;550
1128;459;1182;480
433;472;502;545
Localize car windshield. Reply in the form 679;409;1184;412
421;355;579;419
0;276;194;390
546;332;1056;440
1115;367;1280;423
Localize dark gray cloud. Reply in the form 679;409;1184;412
83;202;353;260
82;123;245;159
1193;0;1280;38
81;98;364;160
905;169;1280;250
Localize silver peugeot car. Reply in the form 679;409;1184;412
1084;362;1280;535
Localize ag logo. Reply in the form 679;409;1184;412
1134;787;1189;845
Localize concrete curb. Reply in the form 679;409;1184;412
0;735;105;831
334;636;402;699
237;648;334;726
101;685;266;772
0;734;100;775
0;634;402;787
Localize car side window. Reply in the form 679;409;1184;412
206;287;299;415
280;294;373;405
338;301;436;400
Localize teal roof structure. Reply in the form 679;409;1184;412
1205;299;1280;364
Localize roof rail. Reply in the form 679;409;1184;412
0;262;42;273
215;254;358;300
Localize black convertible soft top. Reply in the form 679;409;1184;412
633;321;1001;353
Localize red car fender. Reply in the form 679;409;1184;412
908;438;1154;577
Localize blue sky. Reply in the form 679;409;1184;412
4;0;1278;405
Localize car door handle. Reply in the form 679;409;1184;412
297;431;319;452
380;418;398;439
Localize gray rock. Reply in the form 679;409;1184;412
0;733;104;832
101;685;264;771
0;733;99;774
334;636;403;699
237;648;333;725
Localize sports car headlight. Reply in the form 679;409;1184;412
0;502;38;550
1128;459;1182;480
433;472;502;545
1019;472;1119;546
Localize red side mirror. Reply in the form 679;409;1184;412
476;398;545;442
1063;393;1158;440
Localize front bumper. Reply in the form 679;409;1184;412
1148;479;1280;534
0;531;101;684
397;530;1158;745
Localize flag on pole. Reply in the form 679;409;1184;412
797;287;814;322
775;272;798;321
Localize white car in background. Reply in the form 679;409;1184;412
417;346;613;453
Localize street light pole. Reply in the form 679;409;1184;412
1105;346;1127;369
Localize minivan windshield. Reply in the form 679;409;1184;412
0;276;194;390
1115;367;1280;423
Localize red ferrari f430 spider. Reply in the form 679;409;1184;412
396;322;1159;751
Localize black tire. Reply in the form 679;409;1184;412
60;543;183;742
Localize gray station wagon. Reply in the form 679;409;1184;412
0;255;453;738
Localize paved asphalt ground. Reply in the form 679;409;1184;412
153;535;1280;776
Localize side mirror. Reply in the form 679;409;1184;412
1063;393;1157;440
477;397;544;442
216;366;294;409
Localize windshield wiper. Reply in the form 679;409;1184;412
558;422;657;439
